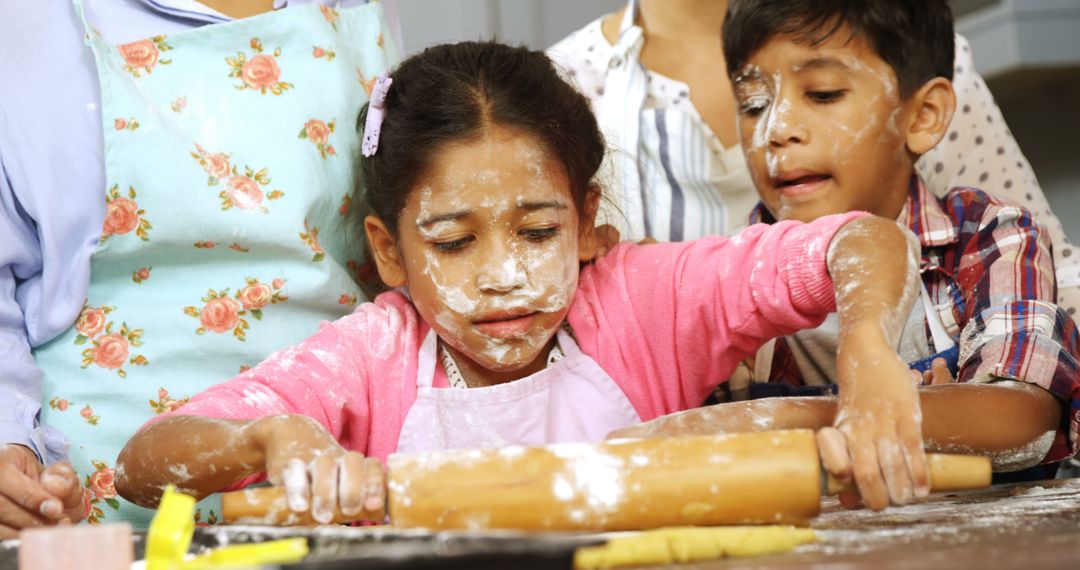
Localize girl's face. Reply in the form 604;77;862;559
370;125;597;378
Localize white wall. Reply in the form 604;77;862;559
396;0;623;54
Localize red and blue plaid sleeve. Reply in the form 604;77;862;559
942;189;1080;463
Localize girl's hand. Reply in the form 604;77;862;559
821;328;930;511
250;415;385;523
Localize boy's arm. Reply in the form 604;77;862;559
610;382;1061;472
946;193;1080;463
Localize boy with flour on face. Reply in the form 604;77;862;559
117;40;929;521
617;0;1080;492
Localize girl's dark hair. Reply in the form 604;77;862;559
723;0;954;99
355;41;605;235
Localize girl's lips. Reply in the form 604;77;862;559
474;313;537;339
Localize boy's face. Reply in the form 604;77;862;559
733;27;919;222
382;125;595;376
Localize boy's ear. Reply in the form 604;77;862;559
364;215;407;288
577;184;603;262
905;77;956;156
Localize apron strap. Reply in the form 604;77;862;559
919;280;956;351
416;328;437;389
751;338;776;383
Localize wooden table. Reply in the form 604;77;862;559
3;479;1078;569
692;477;1080;569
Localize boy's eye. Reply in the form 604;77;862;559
807;90;846;104
739;96;771;117
432;236;473;252
521;227;558;242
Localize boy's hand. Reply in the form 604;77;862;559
921;357;955;385
252;415;385;523
823;333;930;511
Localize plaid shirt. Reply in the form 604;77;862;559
748;177;1080;463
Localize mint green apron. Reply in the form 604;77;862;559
35;0;399;527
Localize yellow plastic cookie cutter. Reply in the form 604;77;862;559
145;485;309;569
146;485;197;570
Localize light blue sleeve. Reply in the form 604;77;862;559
0;153;70;466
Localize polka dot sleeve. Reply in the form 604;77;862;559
916;34;1080;319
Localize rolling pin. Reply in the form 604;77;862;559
220;429;990;531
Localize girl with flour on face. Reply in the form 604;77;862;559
116;41;931;520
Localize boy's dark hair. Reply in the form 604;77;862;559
356;41;605;236
723;0;955;99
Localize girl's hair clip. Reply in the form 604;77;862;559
362;71;394;157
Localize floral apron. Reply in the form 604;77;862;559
34;0;398;527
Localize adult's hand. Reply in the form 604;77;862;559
0;444;84;538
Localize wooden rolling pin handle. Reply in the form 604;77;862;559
824;453;992;495
220;487;385;526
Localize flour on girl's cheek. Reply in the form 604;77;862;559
403;128;583;373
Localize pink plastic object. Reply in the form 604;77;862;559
19;523;133;570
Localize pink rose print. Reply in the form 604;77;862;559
79;405;99;426
358;72;377;97
79;317;148;378
132;266;152;284
185;278;288;340
338;294;358;308
194;240;217;249
119;35;172;77
87;466;117;500
339;194;352;217
49;397;70;412
191;145;284;212
300;219;326;262
205;154;231;180
299;118;336;159
113;117;139;132
93;333;130;370
150;387;190;415
312;46;336;61
102;185;152;241
228;243;250;253
119;39;157;70
304;119;330;145
227;38;292;95
241;55;281;90
75;306;109;339
237;282;272;310
84;460;120;523
199;297;242;334
103;198;138;235
227;176;265;211
170;96;187;113
320;5;340;30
